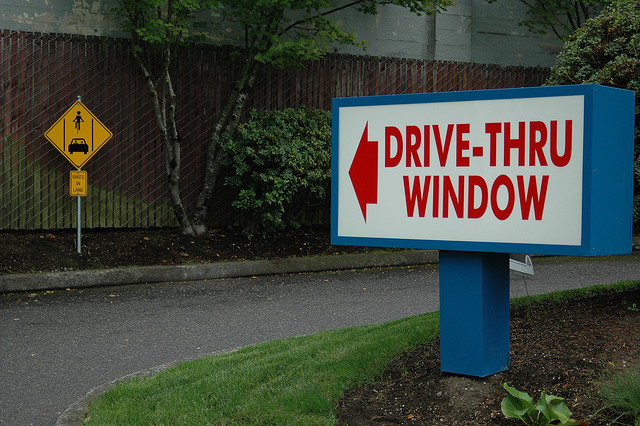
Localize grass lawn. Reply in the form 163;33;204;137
85;281;639;425
86;310;440;424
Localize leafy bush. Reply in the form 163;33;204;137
546;0;640;231
220;108;331;237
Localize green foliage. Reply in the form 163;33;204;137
218;0;452;70
221;108;332;237
112;0;453;71
517;0;610;40
547;0;640;231
113;0;453;231
501;383;584;426
598;367;640;425
113;0;220;47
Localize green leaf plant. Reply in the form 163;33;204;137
114;0;453;236
501;383;586;426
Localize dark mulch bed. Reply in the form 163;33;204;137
337;288;640;425
0;227;387;275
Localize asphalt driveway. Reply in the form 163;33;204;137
1;253;639;425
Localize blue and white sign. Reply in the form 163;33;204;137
332;84;635;256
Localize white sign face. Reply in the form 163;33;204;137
335;93;584;248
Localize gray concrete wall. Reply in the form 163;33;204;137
469;0;563;66
0;0;562;67
434;0;472;63
433;0;562;66
0;0;122;37
331;4;437;62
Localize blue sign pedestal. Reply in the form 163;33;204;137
439;251;511;377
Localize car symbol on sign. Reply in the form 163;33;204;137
68;138;89;154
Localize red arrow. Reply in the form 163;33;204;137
349;122;378;222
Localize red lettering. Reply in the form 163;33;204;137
504;122;526;166
517;175;549;220
491;174;515;220
550;120;572;167
468;175;488;219
423;125;430;167
400;174;549;221
443;176;465;218
385;126;402;167
403;175;431;217
456;123;470;167
406;126;422;167
434;124;454;167
485;122;502;167
529;121;549;166
432;175;440;218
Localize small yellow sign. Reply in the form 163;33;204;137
70;170;88;197
45;101;112;169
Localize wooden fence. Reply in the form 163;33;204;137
0;30;549;230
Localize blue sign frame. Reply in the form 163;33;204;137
332;84;634;256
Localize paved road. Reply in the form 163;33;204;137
1;254;639;425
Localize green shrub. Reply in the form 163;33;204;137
220;108;331;237
546;0;640;231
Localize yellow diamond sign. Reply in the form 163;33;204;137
45;100;112;169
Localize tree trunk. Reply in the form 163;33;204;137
132;41;195;236
192;55;257;234
162;58;196;236
167;155;194;236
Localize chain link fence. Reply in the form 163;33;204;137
1;30;549;230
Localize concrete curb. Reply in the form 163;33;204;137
0;249;438;294
55;346;246;426
55;363;176;425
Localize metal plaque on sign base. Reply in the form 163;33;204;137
70;170;87;197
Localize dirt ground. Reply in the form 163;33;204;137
0;227;382;275
337;289;640;425
1;227;639;425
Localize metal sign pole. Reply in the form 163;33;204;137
76;95;82;254
77;186;81;254
45;94;110;255
439;251;510;377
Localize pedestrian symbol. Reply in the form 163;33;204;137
44;101;112;169
74;111;84;132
